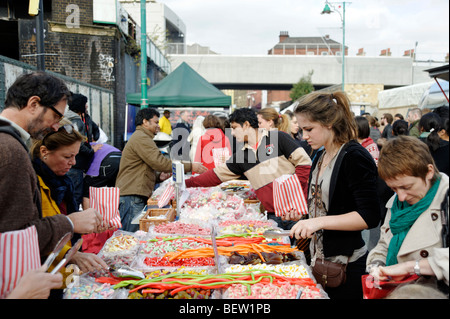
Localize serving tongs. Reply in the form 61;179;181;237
262;229;291;238
42;232;72;271
110;265;145;279
50;238;83;274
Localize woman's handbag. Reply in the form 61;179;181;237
312;257;348;288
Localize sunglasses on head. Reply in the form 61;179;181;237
42;124;74;144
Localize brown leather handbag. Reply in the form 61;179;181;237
312;257;348;288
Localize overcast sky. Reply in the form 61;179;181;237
160;0;449;61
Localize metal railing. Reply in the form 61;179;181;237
0;55;116;145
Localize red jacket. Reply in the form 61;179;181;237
194;128;231;173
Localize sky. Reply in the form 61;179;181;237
160;0;449;61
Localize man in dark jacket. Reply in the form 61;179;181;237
66;93;102;207
171;110;191;160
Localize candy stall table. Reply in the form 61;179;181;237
63;184;327;300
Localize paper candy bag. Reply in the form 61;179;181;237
273;174;308;217
89;186;121;228
0;226;41;298
158;183;175;208
212;147;231;167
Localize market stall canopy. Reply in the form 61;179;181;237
418;79;449;109
422;64;449;107
378;81;434;109
126;62;232;107
280;101;298;114
424;64;449;82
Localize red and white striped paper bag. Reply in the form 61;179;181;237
0;226;41;298
273;174;308;217
158;183;175;208
89;186;121;229
212;147;231;167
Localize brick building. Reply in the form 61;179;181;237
264;31;348;108
268;31;347;56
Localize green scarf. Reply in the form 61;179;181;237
386;177;441;266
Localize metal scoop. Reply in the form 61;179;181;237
50;238;83;274
110;266;145;279
262;229;291;238
42;232;72;271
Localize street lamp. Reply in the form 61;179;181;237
140;0;148;109
321;1;349;92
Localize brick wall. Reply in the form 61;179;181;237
52;0;93;25
47;32;116;90
268;90;291;104
19;22;117;91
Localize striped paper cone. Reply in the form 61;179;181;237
212;148;230;167
273;174;308;217
0;226;41;298
158;183;175;208
89;187;121;228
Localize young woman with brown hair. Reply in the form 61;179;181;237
286;91;381;299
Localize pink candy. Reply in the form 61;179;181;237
227;283;301;299
153;222;210;235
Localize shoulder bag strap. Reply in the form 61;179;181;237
441;188;449;248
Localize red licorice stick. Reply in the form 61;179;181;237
142;288;165;294
169;284;229;295
95;277;124;285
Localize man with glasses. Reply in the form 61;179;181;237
0;72;103;258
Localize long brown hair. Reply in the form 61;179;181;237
294;91;357;145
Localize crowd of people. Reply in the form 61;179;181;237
0;71;448;300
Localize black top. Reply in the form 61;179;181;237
308;140;381;258
432;139;449;177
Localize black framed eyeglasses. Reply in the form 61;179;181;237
48;105;64;120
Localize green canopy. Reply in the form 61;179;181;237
126;62;231;106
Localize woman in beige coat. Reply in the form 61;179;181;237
367;136;449;289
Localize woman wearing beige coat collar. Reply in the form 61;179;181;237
367;136;449;291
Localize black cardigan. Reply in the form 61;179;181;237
308;140;381;258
